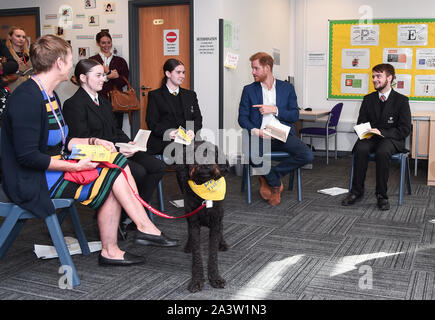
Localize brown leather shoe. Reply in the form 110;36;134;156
259;176;272;200
268;182;283;206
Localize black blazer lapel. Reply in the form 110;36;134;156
372;92;381;121
160;87;179;119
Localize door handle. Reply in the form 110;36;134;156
141;85;152;90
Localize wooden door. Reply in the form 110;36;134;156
0;15;37;44
138;4;190;129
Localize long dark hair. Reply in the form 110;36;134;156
162;58;184;87
74;58;101;86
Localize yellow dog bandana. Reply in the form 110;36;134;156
188;177;226;201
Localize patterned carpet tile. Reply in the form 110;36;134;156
413;244;435;273
280;210;358;236
304;260;412;300
255;231;345;258
362;205;426;224
346;218;423;242
221;251;325;297
81;269;187;300
329;236;417;270
405;270;435;300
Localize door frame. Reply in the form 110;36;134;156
128;0;194;135
0;7;40;39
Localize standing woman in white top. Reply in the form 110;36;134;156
89;31;129;129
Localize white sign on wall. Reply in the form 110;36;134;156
164;29;179;56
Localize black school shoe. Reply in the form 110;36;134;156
341;192;364;206
134;231;179;247
98;252;146;266
376;194;390;211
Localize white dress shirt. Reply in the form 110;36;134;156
166;84;180;96
260;79;280;130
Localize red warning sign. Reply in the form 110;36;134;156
166;32;177;43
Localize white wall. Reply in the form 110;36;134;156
193;0;220;138
219;0;292;157
294;0;435;151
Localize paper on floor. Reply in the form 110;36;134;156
317;187;349;196
34;236;102;259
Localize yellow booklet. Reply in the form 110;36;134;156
69;144;112;162
174;126;192;145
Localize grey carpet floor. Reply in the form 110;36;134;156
0;155;434;300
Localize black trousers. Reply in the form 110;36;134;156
127;151;166;203
351;137;398;198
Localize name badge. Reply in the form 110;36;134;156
387;116;394;124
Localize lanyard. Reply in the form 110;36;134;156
32;76;67;158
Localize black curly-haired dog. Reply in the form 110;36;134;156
177;141;229;293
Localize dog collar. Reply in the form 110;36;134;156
188;177;226;201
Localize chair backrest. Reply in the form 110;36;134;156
328;103;343;127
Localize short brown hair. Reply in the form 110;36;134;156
372;63;395;80
250;52;274;70
96;31;112;43
30;35;72;73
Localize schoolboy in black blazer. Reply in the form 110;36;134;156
342;63;411;210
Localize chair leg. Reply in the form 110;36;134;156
0;207;25;259
288;170;295;191
246;165;252;204
241;164;246;192
335;134;338;160
45;214;80;287
405;156;412;195
349;154;354;191
398;155;405;206
297;168;302;202
58;208;68;225
326;136;329;165
67;204;90;255
157;179;164;212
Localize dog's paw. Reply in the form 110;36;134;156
209;276;226;289
183;242;192;253
219;240;229;251
188;279;204;293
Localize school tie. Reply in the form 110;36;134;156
94;97;99;106
380;94;386;102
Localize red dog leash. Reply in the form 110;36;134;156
99;162;206;219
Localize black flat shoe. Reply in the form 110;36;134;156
134;231;179;247
341;192;363;206
377;196;390;211
98;252;146;266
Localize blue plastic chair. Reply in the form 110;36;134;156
241;151;302;204
0;186;90;288
300;103;343;164
348;152;411;205
154;154;168;213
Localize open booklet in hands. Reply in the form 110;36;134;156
115;129;151;152
262;121;290;142
353;122;384;140
174;126;192;145
69;145;112;162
